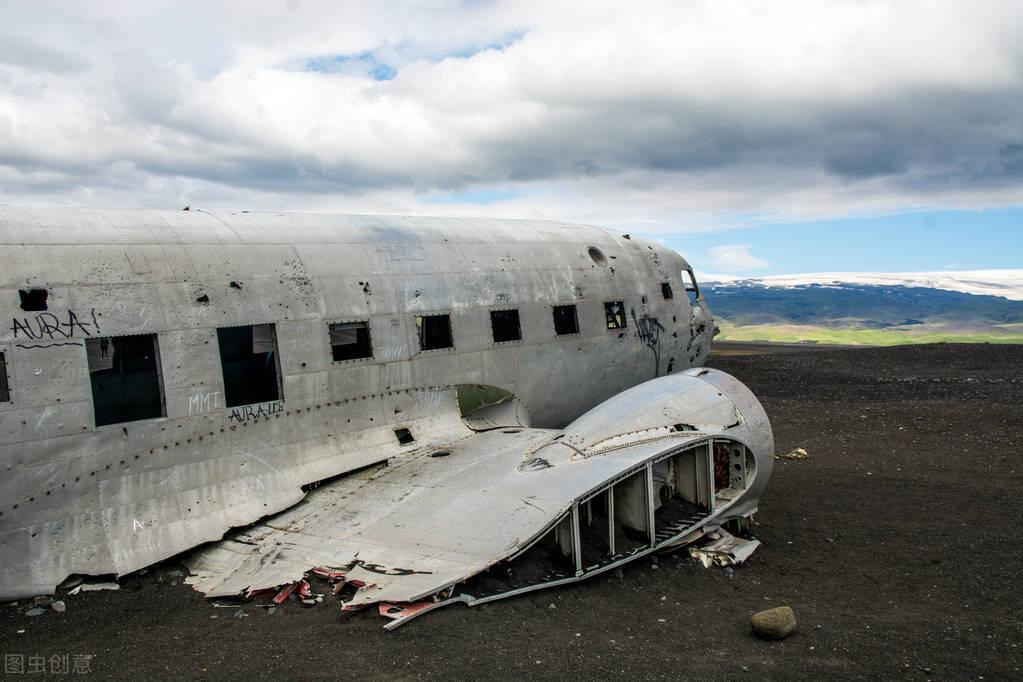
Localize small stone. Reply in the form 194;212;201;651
751;606;797;640
548;603;557;610
267;606;279;616
613;568;624;580
33;595;53;607
724;567;734;579
301;598;316;606
51;601;66;613
165;569;184;577
25;607;45;617
233;608;246;619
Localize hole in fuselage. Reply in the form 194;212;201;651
19;289;48;311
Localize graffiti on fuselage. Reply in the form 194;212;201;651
11;309;101;348
632;310;665;377
227;400;284;424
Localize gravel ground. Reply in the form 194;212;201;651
2;343;1021;680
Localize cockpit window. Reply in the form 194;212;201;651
682;268;700;304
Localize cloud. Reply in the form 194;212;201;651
0;0;1021;231
705;244;769;273
0;32;86;73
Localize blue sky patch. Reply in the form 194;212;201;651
301;51;396;80
649;208;1023;275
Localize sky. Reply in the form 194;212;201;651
0;0;1021;276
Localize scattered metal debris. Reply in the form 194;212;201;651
775;447;809;460
689;529;761;568
67;582;120;595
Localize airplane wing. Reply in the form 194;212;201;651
186;368;772;628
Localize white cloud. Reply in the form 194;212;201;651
705;244;769;273
0;0;1021;231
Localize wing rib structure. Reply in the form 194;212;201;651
186;368;773;628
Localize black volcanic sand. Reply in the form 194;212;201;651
2;344;1021;680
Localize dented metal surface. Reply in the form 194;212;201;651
185;368;772;625
0;206;765;620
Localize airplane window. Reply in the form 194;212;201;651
394;428;415;445
604;301;627;329
490;309;521;343
18;288;48;311
552;305;579;335
416;314;454;351
683;268;700;304
661;282;673;300
329;321;373;361
217;324;282;407
0;352;9;402
87;334;166;426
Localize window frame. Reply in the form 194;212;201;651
86;333;167;428
216;323;285;408
604;301;627;330
489;308;522;344
661;282;674;300
552;304;580;336
328;320;374;363
415;313;455;352
683;267;701;299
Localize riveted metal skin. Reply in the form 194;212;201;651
0;206;730;601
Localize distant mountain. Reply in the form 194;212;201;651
702;270;1023;300
700;270;1023;344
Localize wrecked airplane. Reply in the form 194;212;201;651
0;206;772;627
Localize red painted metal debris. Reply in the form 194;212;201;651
377;601;435;621
273;582;299;604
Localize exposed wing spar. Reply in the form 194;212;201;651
186;368;773;628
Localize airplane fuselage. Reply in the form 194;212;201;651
0;207;715;599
